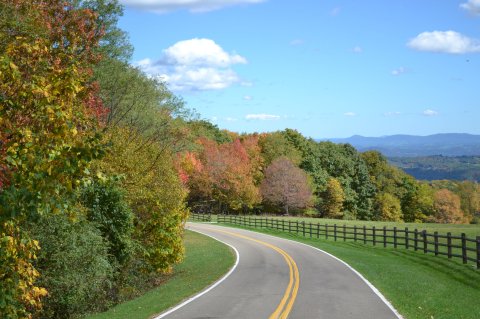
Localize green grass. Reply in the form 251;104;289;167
86;230;235;319
217;223;480;319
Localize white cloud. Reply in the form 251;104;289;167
460;0;480;15
225;117;238;122
352;46;363;53
134;38;247;91
121;0;266;13
408;31;480;54
391;67;406;76
245;114;280;120
423;109;439;116
243;95;253;101
343;112;356;117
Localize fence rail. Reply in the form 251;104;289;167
211;214;480;269
189;213;212;222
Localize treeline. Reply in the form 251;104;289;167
0;0;190;317
181;127;480;224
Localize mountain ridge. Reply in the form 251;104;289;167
318;133;480;157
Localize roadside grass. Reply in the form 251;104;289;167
86;230;235;319
216;223;480;319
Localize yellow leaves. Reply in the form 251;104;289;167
9;61;18;71
1;222;47;316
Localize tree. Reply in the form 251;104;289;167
374;193;402;221
455;181;480;223
188;138;261;212
95;127;188;273
0;0;105;315
260;157;313;214
431;189;466;224
322;178;345;218
259;132;302;166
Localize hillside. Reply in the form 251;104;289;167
322;133;480;157
388;156;480;182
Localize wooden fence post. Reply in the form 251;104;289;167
393;227;397;249
447;232;452;259
405;227;409;249
434;231;439;256
423;230;427;254
325;224;328;240
363;226;367;244
476;236;480;269
316;223;320;238
462;233;467;264
383;226;387;248
373;226;376;246
302;221;305;237
334;224;337;241
414;229;418;251
354;225;357;242
343;225;346;241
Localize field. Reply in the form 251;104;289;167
86;230;235;319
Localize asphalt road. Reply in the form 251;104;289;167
157;223;401;319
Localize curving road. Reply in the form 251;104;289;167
156;223;402;319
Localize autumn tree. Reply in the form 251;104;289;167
188;138;261;212
0;0;105;316
260;157;313;214
96;127;188;272
374;193;402;221
259;131;302;166
322;178;345;218
431;189;466;224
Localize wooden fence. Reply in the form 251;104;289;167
214;214;480;269
189;213;212;222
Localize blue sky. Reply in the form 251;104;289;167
118;0;480;138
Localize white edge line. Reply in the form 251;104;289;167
209;224;404;319
153;228;240;319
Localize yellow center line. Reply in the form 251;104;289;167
206;227;300;319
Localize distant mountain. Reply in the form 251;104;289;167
319;133;480;157
389;155;480;182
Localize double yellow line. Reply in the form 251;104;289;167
212;229;300;319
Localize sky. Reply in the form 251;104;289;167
118;0;480;138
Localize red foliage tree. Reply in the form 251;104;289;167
260;157;313;214
187;138;261;211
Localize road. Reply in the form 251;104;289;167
157;223;401;319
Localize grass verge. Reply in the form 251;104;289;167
86;230;235;319
217;223;480;319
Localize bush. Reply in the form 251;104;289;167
28;215;113;318
80;179;135;265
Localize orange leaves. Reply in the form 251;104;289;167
185;137;262;210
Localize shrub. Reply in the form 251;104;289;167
28;215;113;318
80;179;135;265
